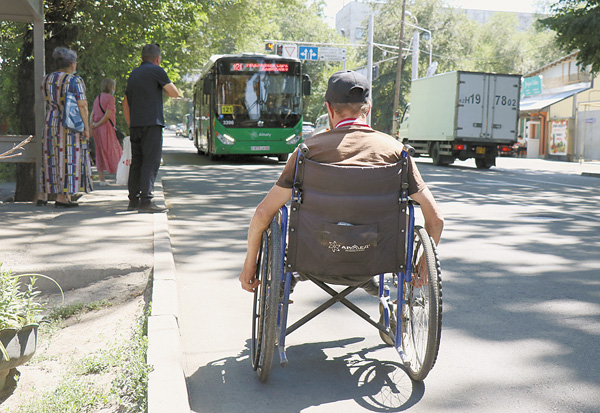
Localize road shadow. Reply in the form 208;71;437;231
187;338;424;413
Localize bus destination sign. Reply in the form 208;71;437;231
230;62;289;72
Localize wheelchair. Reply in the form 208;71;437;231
251;144;442;382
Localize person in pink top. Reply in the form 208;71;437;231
90;78;123;185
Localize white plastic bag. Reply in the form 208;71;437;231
116;136;131;186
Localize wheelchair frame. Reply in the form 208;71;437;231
251;149;442;383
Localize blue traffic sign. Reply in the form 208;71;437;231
299;46;319;61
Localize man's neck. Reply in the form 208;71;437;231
332;115;368;128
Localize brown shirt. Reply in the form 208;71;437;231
276;125;426;196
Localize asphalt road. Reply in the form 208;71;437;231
160;132;600;413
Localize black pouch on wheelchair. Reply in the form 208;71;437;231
287;156;409;284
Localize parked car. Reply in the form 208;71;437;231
313;114;330;136
175;123;185;136
302;121;314;140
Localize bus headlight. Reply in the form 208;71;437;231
286;133;300;145
216;132;235;145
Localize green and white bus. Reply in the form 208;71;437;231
192;54;311;161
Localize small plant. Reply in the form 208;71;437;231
47;300;113;322
112;308;152;411
0;263;62;360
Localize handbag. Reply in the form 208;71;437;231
62;75;85;132
97;95;125;143
116;136;132;185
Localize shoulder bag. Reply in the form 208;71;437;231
62;75;85;132
97;95;125;144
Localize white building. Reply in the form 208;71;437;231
335;1;373;44
335;2;540;43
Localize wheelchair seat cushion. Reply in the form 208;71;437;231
286;156;409;284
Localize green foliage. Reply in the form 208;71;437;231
539;0;600;72
19;377;110;413
370;0;479;131
190;0;343;123
74;0;208;131
19;303;150;412
0;268;44;331
76;350;118;375
271;0;346;122
0;164;16;183
111;309;152;411
368;0;564;132
0;22;27;134
47;299;112;321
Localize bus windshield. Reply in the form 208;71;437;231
216;72;302;128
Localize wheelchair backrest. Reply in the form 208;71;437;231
286;154;410;284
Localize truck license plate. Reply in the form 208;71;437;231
251;146;270;151
476;147;486;154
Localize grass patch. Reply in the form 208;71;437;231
112;308;152;411
47;300;113;321
18;378;111;413
17;305;151;412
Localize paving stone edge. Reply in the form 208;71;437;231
147;178;191;413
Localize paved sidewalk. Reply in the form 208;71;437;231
0;177;191;412
0;182;153;291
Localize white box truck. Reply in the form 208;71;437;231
398;71;521;168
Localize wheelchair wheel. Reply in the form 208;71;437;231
251;221;282;382
401;225;442;381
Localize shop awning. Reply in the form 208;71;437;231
520;86;591;112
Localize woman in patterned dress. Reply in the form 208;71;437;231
90;78;123;185
37;47;92;208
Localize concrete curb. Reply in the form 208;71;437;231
147;178;191;413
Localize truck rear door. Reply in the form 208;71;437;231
456;72;488;140
487;74;520;142
456;72;520;143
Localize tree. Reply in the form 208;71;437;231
369;0;478;132
0;0;207;200
539;0;600;72
368;0;564;133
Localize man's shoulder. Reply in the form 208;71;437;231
130;62;167;76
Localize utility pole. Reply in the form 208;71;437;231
391;0;407;137
367;13;374;126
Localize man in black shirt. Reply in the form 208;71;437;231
123;44;179;213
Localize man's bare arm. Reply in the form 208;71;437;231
122;96;130;127
163;82;179;98
239;185;292;292
410;187;444;245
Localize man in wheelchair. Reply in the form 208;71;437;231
239;70;443;293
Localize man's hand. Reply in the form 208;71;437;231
411;255;429;288
239;262;259;292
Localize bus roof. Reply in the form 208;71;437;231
199;53;300;79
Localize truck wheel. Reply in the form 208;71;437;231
475;158;493;169
430;143;451;166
